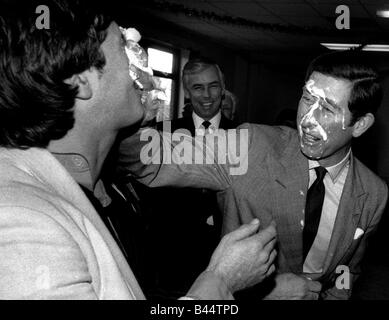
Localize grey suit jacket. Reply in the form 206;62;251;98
219;124;388;298
118;123;388;299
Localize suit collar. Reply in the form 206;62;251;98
192;110;221;129
308;149;352;183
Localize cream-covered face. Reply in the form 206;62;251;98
95;22;144;130
297;72;355;166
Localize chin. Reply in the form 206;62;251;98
300;145;325;160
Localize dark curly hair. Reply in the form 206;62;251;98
0;0;112;148
305;50;383;125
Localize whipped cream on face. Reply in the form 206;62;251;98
304;79;347;131
299;79;328;142
122;27;141;43
120;26;153;78
119;26;167;122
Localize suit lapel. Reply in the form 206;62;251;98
321;155;365;278
219;115;233;129
180;117;196;136
268;138;309;273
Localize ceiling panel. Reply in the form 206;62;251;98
365;4;389;17
161;0;222;13
281;16;331;27
209;2;283;23
124;0;389;53
304;0;358;4
310;4;371;18
359;0;389;4
259;3;319;16
254;0;308;3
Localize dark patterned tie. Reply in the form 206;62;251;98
303;166;327;261
202;120;211;130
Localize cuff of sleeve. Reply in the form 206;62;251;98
183;271;234;300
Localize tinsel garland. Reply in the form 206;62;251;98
136;0;344;37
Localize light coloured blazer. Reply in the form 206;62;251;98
0;147;145;299
0;147;233;300
118;123;388;299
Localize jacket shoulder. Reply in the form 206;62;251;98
353;157;388;195
220;116;239;129
157;117;193;131
237;123;299;155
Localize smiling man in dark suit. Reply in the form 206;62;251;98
141;58;239;298
164;57;238;135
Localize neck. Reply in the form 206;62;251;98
48;126;117;189
318;145;351;168
193;109;221;122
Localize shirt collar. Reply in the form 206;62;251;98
308;148;351;183
52;152;111;206
192;110;222;129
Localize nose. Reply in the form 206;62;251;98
300;107;316;128
202;87;211;98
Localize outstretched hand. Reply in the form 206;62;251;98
206;219;277;293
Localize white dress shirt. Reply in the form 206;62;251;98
192;110;222;226
303;149;351;274
192;110;221;135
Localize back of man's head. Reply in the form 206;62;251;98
305;50;382;124
0;0;112;149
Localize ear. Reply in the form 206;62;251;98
352;113;375;138
64;72;93;100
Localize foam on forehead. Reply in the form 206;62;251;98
305;79;347;129
299;79;329;142
305;79;327;101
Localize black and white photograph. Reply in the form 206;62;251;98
1;0;389;309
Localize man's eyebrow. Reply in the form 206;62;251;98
191;80;220;88
323;97;341;110
303;86;341;110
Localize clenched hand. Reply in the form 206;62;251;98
264;272;322;300
205;219;277;293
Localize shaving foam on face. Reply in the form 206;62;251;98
303;79;347;131
120;26;167;121
299;80;328;142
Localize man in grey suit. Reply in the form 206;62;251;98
118;50;388;299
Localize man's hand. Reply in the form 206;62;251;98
205;219;277;293
264;273;322;300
